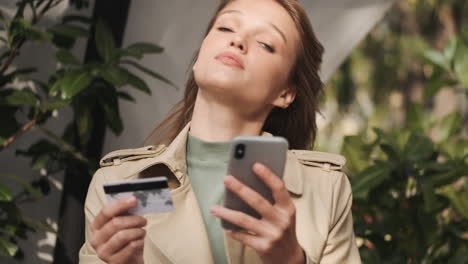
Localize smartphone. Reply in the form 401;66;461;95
103;177;175;215
222;136;289;230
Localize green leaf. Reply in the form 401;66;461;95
0;183;12;201
341;135;371;175
22;216;56;233
379;143;399;161
438;112;462;143
422;49;451;73
49;78;63;97
1;89;38;106
101;95;123;135
95;19;116;61
60;70;93;99
116;91;135;102
429;167;465;187
76;106;93;144
407;103;424;131
436;185;468;219
48;24;89;39
423;71;457;99
123;42;164;59
98;66;128;87
121;68;151;94
2;225;17;237
0;236;18;257
62;14;92;25
121;60;176;88
31;154;49;171
443;36;457;62
351;165;391;200
442;138;468;159
403;133;434;162
420;179;441;212
9;18;52;44
0;174;42;199
56;49;80;65
454;41;468;87
373;128;401;155
42;98;70;111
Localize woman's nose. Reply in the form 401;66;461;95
230;35;247;53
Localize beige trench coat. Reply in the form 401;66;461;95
79;123;361;264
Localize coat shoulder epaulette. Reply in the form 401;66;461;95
290;150;346;172
99;144;166;167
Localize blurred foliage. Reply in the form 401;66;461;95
0;0;174;260
320;0;468;262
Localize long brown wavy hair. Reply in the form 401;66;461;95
145;0;324;150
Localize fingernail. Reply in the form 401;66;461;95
224;176;232;185
126;196;136;204
210;206;218;215
254;162;264;170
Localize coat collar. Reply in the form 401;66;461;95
159;121;304;195
100;121;304;195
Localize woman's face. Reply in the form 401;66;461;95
193;0;300;116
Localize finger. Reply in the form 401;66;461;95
93;196;137;231
91;215;147;249
224;175;275;218
97;228;146;261
227;230;268;256
108;239;144;264
253;163;291;207
211;205;268;236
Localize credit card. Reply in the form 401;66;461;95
103;177;175;215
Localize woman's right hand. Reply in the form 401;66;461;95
90;196;147;264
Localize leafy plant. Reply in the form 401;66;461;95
0;0;174;259
344;35;468;263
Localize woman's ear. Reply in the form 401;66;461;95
272;86;296;109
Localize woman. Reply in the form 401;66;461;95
79;0;361;263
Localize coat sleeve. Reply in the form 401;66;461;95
319;172;361;264
79;169;107;264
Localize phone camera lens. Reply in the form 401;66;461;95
234;144;245;159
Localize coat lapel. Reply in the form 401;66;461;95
140;123;214;264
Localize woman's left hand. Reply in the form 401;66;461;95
211;162;305;264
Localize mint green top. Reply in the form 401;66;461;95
186;132;231;264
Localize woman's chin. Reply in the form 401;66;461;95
195;72;245;92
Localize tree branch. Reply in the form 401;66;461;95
1;118;37;151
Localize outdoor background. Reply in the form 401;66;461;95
0;0;467;263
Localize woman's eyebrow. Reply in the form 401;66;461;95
218;9;288;44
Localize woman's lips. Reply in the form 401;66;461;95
215;52;244;69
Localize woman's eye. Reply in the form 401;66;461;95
217;27;233;32
260;42;275;53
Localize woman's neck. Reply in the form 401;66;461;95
189;90;268;142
